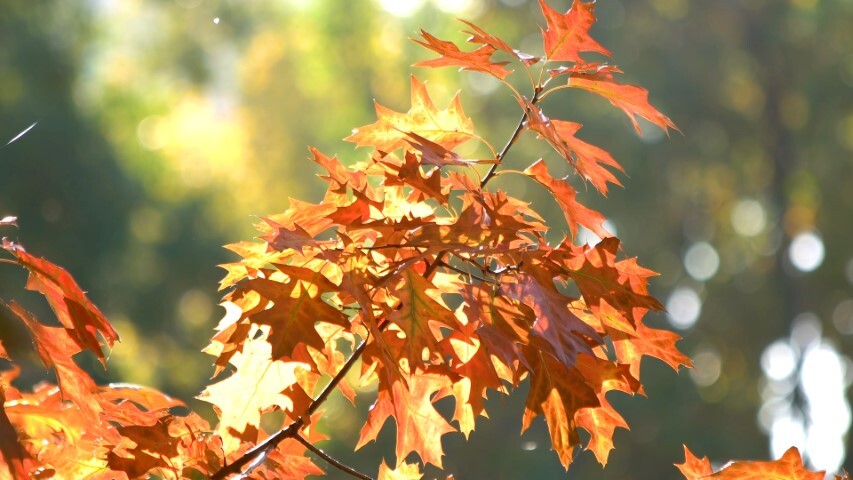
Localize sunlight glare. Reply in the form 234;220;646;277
730;198;767;237
684;241;720;281
666;287;702;329
376;0;425;17
761;340;797;381
788;231;824;272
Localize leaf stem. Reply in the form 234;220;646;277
294;434;374;480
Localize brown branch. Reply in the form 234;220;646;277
480;88;542;188
437;259;498;285
209;420;303;480
294;434;373;480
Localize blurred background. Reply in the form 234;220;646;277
1;0;852;478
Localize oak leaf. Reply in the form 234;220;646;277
567;68;678;134
358;372;456;468
676;446;713;479
379;460;423;480
198;337;311;454
4;301;102;421
539;0;610;63
678;446;825;480
345;76;474;153
413;30;512;80
524;158;610;239
525;104;623;195
2;246;119;365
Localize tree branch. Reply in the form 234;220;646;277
437;259;498;285
480;88;542;188
209;420;303;480
294;434;374;480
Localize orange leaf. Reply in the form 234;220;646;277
676;446;713;480
0;387;32;480
677;446;825;480
380;150;449;203
501;272;600;369
525;104;623;195
387;270;460;368
4;301;102;421
413;29;512;80
561;237;663;326
3;246;119;365
611;320;692;380
711;447;824;480
345;76;474;153
574;395;627;466
524;159;610;239
358;372;456;468
539;0;610;63
460;19;540;66
522;352;598;469
568;68;678;134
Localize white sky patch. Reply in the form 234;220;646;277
576;220;617;248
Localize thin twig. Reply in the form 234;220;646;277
437;259;498;285
295;434;373;480
209;421;303;480
480;88;542;188
308;336;368;417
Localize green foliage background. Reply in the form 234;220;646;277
2;0;852;478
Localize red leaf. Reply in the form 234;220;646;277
524;159;610;239
459;19;540;66
525;103;623;195
3;246;119;365
501;272;600;369
3;301;102;421
413;30;512;80
539;0;610;63
568;68;678;134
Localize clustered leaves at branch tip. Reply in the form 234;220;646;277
0;2;834;480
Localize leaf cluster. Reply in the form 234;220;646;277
0;2;836;480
